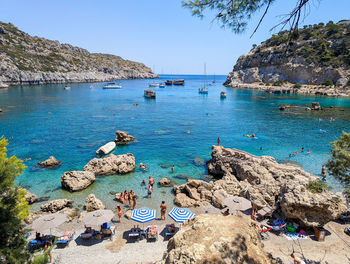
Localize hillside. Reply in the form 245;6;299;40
225;20;350;89
0;22;156;86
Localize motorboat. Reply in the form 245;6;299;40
103;82;122;89
165;80;173;85
198;88;208;94
173;79;185;85
149;83;160;88
144;89;156;98
159;83;165;88
220;91;227;98
64;86;70;90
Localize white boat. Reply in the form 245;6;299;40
199;88;208;94
199;63;208;94
64;86;70;90
103;82;122;89
96;142;116;156
149;83;160;88
159;83;165;88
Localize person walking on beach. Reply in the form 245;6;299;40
160;201;167;220
132;194;137;210
171;165;175;173
116;204;123;223
147;184;153;198
217;137;220;146
123;190;129;204
149;176;155;187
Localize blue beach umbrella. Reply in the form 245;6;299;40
168;208;195;223
131;207;156;223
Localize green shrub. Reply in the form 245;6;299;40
265;83;270;86
306;180;329;193
343;188;350;203
323;79;334;86
32;253;49;264
293;83;302;88
272;80;284;86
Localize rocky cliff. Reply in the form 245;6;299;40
0;22;157;86
225;20;350;89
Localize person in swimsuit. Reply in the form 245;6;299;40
149;176;155;187
217;137;220;146
321;165;327;181
132;195;137;210
128;190;133;208
116;204;123;223
147;184;153;198
171;165;175;173
160;201;167;220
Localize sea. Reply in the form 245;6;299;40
1;74;350;210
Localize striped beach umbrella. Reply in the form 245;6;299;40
169;208;195;223
131;207;156;223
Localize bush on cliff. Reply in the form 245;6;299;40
323;79;334;86
294;83;302;88
327;131;350;184
306;180;329;193
0;137;29;263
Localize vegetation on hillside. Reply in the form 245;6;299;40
263;21;350;68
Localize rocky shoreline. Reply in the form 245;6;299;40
225;82;350;97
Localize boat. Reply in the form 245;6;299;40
103;82;122;89
220;91;227;98
144;89;156;98
173;79;185;85
199;63;208;94
159;83;165;88
198;88;208;94
165;80;173;85
64;86;70;90
149;83;160;88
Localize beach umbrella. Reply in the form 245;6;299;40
224;196;252;213
131;207;156;223
32;213;67;234
83;209;114;227
168;208;195;223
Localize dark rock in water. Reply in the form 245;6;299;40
158;177;174;187
193;157;205;166
279;106;286;111
177;163;188;168
311;102;322;111
110;180;119;185
109;191;117;195
37;196;50;202
200;175;213;182
0;108;3;113
174;174;191;180
160;163;171;169
279;159;302;168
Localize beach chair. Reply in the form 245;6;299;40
101;225;115;240
56;232;74;248
28;239;42;252
146;225;158;241
128;227;142;242
165;225;176;237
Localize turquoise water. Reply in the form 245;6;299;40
1;74;350;210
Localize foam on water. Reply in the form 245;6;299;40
1;74;350;210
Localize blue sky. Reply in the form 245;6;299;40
1;0;349;75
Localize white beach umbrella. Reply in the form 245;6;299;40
31;213;67;234
83;209;114;227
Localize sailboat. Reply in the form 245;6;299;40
199;63;208;94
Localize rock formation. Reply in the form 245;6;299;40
158;177;173;187
96;141;116;156
84;153;135;176
174;146;346;227
114;130;135;145
40;199;73;213
37;156;62;168
85;194;105;212
0;22;157;86
224;21;350;94
61;170;96;192
159;214;271;264
23;189;39;204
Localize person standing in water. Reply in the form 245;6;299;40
217;137;220;146
128;190;133;208
171;165;175;173
321;165;327;181
147;184;153;198
149;176;155;187
160;201;167;220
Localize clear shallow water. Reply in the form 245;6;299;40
1;74;350;210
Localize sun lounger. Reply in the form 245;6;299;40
165;225;176;237
101;226;115;240
80;232;93;240
56;232;74;248
146;226;158;241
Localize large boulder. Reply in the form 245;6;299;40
174;193;197;207
61;170;96;192
279;183;347;227
160;214;271;264
23;189;38;204
84;153;135;176
85;194;105;212
114;130;135;145
40;199;73;213
37;156;62;168
158;177;173;187
96;141;116;156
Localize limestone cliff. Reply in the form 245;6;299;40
0;22;157;86
225;20;350;88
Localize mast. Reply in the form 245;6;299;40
204;62;207;88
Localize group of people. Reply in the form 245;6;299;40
289;147;311;157
119;190;137;209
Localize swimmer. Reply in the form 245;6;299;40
289;154;292;158
259;147;263;150
252;133;255;138
301;147;304;152
139;163;147;170
171;165;175;173
141;180;146;186
307;149;311;154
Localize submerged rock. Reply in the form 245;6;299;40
158;177;174;187
37;156;62;168
23;189;38;204
84;153;135;176
96;141;116;156
160;214;271;264
114;130;135;145
85;194;105;212
160;163;171;169
193;157;205;166
61;170;96;192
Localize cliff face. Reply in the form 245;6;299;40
225;20;350;88
0;22;157;86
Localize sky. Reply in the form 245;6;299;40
1;0;349;75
